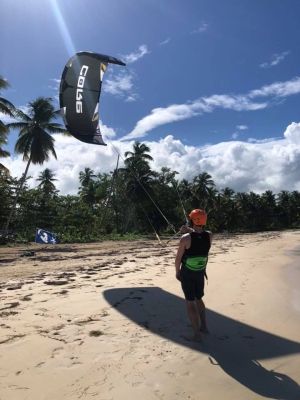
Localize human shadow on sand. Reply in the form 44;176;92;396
104;287;300;400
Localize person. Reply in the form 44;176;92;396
175;209;213;342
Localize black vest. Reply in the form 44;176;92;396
182;231;211;272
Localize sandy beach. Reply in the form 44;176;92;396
0;231;300;400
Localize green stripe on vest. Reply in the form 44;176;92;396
184;256;208;271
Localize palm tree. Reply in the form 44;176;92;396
221;187;235;199
260;190;277;229
3;97;68;236
79;167;96;187
123;142;155;231
0;76;14;119
0;132;11;173
78;180;98;207
36;168;58;195
124;141;153;167
277;190;291;227
0;76;15;173
191;172;215;209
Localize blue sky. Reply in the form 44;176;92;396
1;0;300;194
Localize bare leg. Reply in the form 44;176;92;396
183;300;203;342
195;298;209;333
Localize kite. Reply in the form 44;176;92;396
59;52;126;146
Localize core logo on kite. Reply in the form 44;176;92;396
76;65;89;113
59;51;126;145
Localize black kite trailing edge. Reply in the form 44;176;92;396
59;52;126;146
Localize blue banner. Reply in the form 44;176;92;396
35;228;59;245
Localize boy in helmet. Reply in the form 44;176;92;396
175;209;213;342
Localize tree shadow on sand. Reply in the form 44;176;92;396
103;287;300;400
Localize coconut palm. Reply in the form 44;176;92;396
122;142;155;231
0;132;11;173
0;76;14;119
0;76;15;173
36;168;58;195
124;141;153;167
191;172;215;209
3;97;68;236
79;167;96;187
221;187;235;199
78;180;98;207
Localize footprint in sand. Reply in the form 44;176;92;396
19;295;32;301
35;362;45;368
44;280;69;286
51;347;64;358
0;310;18;317
6;284;23;291
53;290;68;295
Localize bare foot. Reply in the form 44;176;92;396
181;334;203;342
187;323;209;333
200;326;210;333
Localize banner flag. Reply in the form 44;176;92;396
35;228;59;245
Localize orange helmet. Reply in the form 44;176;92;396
189;209;207;226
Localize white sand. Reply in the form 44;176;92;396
0;231;300;399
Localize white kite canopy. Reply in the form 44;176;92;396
59;51;126;146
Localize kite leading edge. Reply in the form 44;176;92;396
59;51;126;146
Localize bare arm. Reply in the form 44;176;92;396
206;230;213;246
175;234;189;280
179;225;194;234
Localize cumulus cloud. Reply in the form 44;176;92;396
120;45;150;64
237;125;248;130
103;70;138;102
191;22;209;34
119;76;300;141
283;122;300;144
260;51;290;68
87;45;150;103
4;122;300;196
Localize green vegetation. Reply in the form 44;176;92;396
0;77;299;245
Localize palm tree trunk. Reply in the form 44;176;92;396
3;157;32;238
99;155;119;230
124;205;134;233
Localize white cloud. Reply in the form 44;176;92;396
4;122;300;196
231;132;239;139
249;77;300;98
237;125;248;130
103;45;148;101
119;76;300;141
191;22;209;34
0;112;15;124
0;105;30;124
260;51;290;68
120;103;202;141
159;38;170;46
120;45;150;64
283;122;300;145
103;70;138;101
50;79;61;84
49;78;60;104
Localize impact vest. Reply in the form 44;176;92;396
181;231;211;272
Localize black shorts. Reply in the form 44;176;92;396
180;267;205;301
